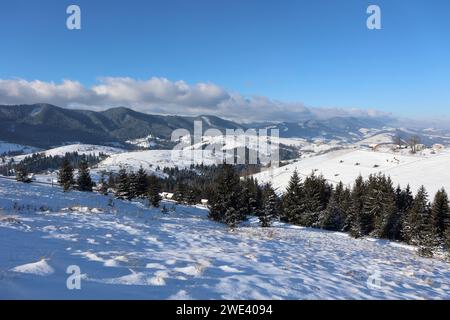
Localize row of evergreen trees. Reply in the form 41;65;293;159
57;159;94;192
4;152;107;176
207;165;280;229
56;160;163;208
104;167;162;207
281;170;450;257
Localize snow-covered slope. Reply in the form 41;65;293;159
96;149;222;173
0;141;39;155
12;144;125;162
1;178;449;299
253;148;450;196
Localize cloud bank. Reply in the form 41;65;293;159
0;77;389;122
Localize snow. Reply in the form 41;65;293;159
1;178;449;299
253;148;450;196
126;135;157;149
96;149;222;173
356;132;395;147
10;259;55;276
0;141;39;155
201;116;213;126
12;144;125;162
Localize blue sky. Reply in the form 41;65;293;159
0;0;449;121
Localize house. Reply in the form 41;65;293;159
161;192;174;200
433;144;445;151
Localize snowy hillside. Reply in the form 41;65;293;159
12;144;125;162
96;149;223;173
1;178;449;299
0;141;39;155
253;148;450;196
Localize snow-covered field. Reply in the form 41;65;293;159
11;144;125;162
1;178;449;299
96;149;223;173
254;148;450;196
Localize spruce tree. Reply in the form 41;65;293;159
115;168;132;200
185;187;198;205
98;171;109;195
403;186;437;257
339;186;352;232
208;164;243;227
431;188;450;243
224;208;241;229
58;158;75;192
108;172;116;189
365;175;397;239
128;172;138;199
302;173;324;227
282;170;304;224
15;165;31;183
147;175;162;208
260;183;279;227
76;160;93;192
394;184;414;241
174;181;187;204
241;177;258;216
320;185;344;231
347;175;366;237
135;166;148;198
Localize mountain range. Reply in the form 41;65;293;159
0;103;442;149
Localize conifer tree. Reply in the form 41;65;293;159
431;189;450;243
208;164;243;227
128;172;138;199
320;184;344;231
98;171;109;195
302;173;324;226
186;187;199;205
76;160;93;192
108;172;116;189
241;177;259;216
173;181;187;204
260;183;279;227
339;186;352;232
115;168;131;200
282;170;304;224
15;165;31;183
135;166;148;198
403;186;437;257
147;175;162;208
348;175;366;238
365;175;397;239
58;158;75;192
393;184;414;241
224;207;241;229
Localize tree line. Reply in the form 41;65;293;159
1;152;107;176
280;170;450;257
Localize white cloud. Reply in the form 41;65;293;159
0;77;389;122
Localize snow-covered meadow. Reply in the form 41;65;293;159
254;148;450;196
1;178;449;299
